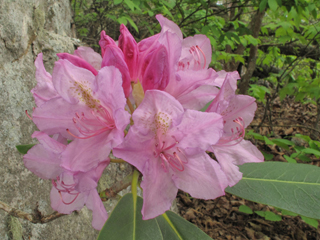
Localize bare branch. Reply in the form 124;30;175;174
0;201;65;224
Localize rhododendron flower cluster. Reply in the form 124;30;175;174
23;15;263;230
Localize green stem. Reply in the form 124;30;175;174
131;169;140;200
131;169;140;239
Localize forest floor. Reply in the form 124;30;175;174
177;97;320;240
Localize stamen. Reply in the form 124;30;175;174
25;110;32;120
196;45;206;69
216;117;246;146
58;191;80;205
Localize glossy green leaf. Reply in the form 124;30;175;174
97;193;162;240
226;162;320;220
97;193;212;240
16;144;36;154
155;211;212;240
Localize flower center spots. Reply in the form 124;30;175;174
217;117;245;146
52;176;79;205
153;112;172;136
178;45;206;71
70;80;100;109
67;105;115;139
153;136;188;172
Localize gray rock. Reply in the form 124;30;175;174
0;1;131;239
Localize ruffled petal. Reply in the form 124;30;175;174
57;53;98;76
173;109;223;151
101;46;131;97
31;53;59;106
179;34;211;70
141;158;178;220
173;153;228;199
52;59;97;105
177;85;219;110
73;47;102;71
32;97;91;138
86;189;108;230
23;132;65;179
212;140;264;186
61;132;112;172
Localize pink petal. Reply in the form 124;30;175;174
61;132;112;172
23;132;66;179
179;35;211;70
131;90;185;136
142;45;169;91
141;159;178;220
50;187;87;214
57;53;98;76
156;14;183;40
113;131;155;172
172;109;223;151
99;30;117;58
32;97;91;139
165;68;218;100
86;189;108;230
52;59;96;104
75;160;110;192
118;24;139;81
173;153;228;199
31;53;59;106
212;140;264;186
177;85;219;110
73;46;102;71
101;46;131;97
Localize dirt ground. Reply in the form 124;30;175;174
177;97;320;240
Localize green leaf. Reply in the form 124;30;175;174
262;151;274;161
200;100;213;112
117;16;128;25
264;211;282;221
98;193;212;240
16;144;36;154
300;216;319;228
281;209;298;217
259;0;268;12
226;162;320;219
302;148;320;157
155;212;212;240
284;155;297;163
239;205;253;214
97;193;163;240
264;136;274;145
124;16;139;33
114;0;123;4
124;0;135;11
255;211;265;217
268;0;278;11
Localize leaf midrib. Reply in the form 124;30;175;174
242;177;320;185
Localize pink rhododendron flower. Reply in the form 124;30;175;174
113;90;228;219
137;15;222;110
206;73;264;186
23;132;109;230
32;61;130;171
